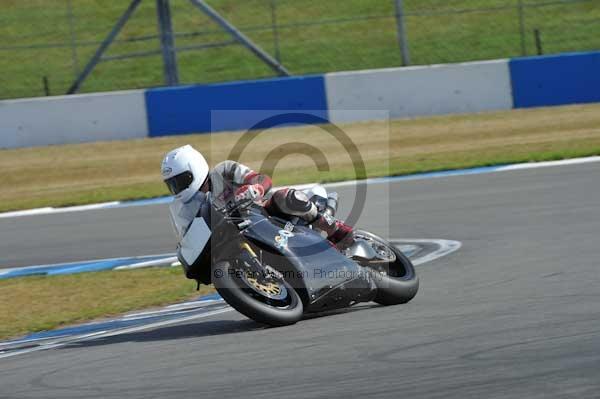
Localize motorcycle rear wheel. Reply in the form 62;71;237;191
354;230;419;306
212;260;303;326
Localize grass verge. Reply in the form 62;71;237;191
0;266;215;341
1;103;600;213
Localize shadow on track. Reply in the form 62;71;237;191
62;319;265;349
58;303;383;350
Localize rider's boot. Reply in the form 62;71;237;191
312;213;355;250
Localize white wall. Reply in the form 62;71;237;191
325;59;513;124
0;90;148;149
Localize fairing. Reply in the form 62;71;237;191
239;209;375;311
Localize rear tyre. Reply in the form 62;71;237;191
354;230;419;306
212;260;303;326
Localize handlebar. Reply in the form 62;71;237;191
215;196;255;215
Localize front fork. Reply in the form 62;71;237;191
239;242;283;281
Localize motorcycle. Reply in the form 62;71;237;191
177;186;419;326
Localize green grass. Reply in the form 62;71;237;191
1;0;599;99
0;266;215;340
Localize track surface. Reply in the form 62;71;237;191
2;162;600;398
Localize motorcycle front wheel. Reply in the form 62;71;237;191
212;260;303;326
354;230;420;306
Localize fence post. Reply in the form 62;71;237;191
534;28;543;55
43;76;51;96
157;0;179;86
66;0;80;77
394;0;410;66
518;0;527;56
270;0;281;63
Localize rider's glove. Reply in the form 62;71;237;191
234;184;264;203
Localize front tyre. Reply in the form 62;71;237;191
212;260;303;326
354;230;419;306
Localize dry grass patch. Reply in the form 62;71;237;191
1;103;600;212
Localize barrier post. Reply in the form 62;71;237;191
534;29;543;55
518;0;527;56
394;0;411;66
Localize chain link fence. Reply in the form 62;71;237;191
1;0;598;100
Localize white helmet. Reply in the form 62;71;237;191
161;145;209;203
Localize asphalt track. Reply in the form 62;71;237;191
2;161;600;398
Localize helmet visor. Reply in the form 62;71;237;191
164;171;194;195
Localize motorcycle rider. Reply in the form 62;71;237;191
161;145;354;280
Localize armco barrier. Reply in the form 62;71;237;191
510;52;600;108
145;75;328;136
325;59;514;124
0;90;148;149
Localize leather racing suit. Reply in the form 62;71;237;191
169;161;354;281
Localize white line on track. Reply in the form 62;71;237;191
0;253;177;278
121;300;221;320
319;156;600;189
0;307;233;360
391;239;462;266
88;307;232;339
113;256;178;270
0;331;110;360
0;202;122;219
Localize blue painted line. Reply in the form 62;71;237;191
14;319;144;342
115;196;172;208
0;254;175;280
46;259;133;276
197;292;222;302
366;165;506;184
1;293;224;347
